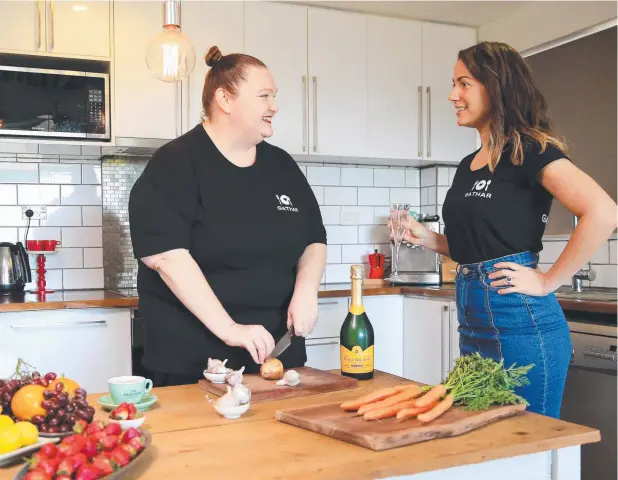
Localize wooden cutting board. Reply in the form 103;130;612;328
199;367;358;403
275;400;526;451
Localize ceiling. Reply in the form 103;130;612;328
282;1;535;28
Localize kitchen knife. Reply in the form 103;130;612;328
269;325;295;359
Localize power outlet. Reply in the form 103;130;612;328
22;206;47;220
341;209;360;225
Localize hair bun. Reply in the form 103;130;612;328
205;46;223;67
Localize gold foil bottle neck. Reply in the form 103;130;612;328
350;265;363;280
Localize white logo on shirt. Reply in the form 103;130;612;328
542;214;548;223
465;180;492;199
275;194;299;212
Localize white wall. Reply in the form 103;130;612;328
478;1;617;54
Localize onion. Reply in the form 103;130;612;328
260;358;284;380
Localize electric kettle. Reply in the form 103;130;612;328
0;242;32;295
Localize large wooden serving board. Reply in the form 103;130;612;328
199;367;358;403
275;400;526;451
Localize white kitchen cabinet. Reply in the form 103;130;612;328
182;0;244;132
44;1;110;58
403;296;454;385
364;295;404;377
367;16;423;160
305;337;340;371
0;1;41;54
421;22;478;163
0;308;132;394
308;7;368;158
244;1;308;155
0;0;110;58
113;1;178;141
305;297;346;370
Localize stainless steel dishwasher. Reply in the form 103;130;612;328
560;312;617;480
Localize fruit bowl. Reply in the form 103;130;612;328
203;371;227;384
109;415;146;431
213;402;250;419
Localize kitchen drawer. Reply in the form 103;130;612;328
305;338;340;370
309;298;348;339
0;308;132;394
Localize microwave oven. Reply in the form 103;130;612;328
0;65;110;140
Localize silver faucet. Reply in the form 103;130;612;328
571;216;596;292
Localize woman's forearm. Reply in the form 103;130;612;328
543;211;617;292
294;243;327;294
141;249;235;340
427;231;451;258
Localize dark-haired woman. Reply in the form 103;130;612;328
399;42;617;418
128;46;327;387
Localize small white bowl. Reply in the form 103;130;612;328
203;371;227;384
109;416;146;430
213;403;250;419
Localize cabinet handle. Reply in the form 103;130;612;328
312;76;318;152
307;340;338;347
302;75;308;152
441;305;449;379
48;1;54;51
36;1;41;50
426;86;431;157
11;320;108;330
318;300;339;305
417;86;423;158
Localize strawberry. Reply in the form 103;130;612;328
91;454;115;475
74;464;103;480
73;418;89;434
127;403;138;419
81;437;99;458
110;403;129;420
24;471;52;480
119;443;139;459
70;452;88;470
56;476;72;480
56;456;77;477
86;420;106;435
119;427;141;444
104;422;122;436
99;434;119;451
127;435;147;452
93;430;108;443
109;446;131;468
36;458;60;478
57;440;84;458
62;434;86;446
28;452;47;469
39;443;57;458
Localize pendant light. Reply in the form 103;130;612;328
146;0;196;83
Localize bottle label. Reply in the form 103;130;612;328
340;345;374;374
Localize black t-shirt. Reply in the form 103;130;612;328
128;124;327;377
442;142;569;265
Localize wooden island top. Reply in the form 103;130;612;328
0;371;599;480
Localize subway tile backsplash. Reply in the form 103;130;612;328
0;143;615;290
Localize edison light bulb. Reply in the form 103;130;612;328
145;2;196;83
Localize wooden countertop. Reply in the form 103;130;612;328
0;284;615;315
0;371;599;479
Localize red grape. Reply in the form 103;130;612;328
32;371;40;379
48;426;59;433
57;393;68;406
41;400;52;410
60;424;69;433
65;404;75;413
74;388;87;396
43;390;53;400
56;408;66;418
3;392;11;403
40;424;49;433
54;383;64;393
44;372;56;382
0;380;4;388
31;415;45;424
49;417;60;427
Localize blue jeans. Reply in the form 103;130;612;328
455;251;572;419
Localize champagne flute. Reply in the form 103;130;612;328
388;203;410;280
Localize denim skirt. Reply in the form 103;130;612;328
455;251;572;418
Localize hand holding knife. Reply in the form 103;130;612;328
267;325;295;360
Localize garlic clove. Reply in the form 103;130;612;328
232;383;252;404
216;385;240;407
226;366;245;386
276;369;301;387
211;359;232;374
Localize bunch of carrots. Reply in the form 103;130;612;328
340;383;453;422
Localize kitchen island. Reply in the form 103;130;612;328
0;371;599;480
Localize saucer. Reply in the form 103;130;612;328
97;394;158;412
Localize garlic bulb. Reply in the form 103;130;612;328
209;358;232;374
226;366;245;386
207;357;223;372
216;386;240;407
276;369;301;387
232;383;252;405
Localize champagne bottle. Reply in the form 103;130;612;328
340;265;374;380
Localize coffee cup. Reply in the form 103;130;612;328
108;376;153;404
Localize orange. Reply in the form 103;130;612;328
46;376;80;397
10;385;46;421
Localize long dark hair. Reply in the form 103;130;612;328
458;41;568;171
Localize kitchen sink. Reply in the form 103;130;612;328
555;287;617;302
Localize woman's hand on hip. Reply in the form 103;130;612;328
287;290;318;337
488;262;552;296
222;324;275;365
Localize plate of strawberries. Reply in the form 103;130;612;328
14;419;151;480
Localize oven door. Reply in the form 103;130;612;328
0;66;109;139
